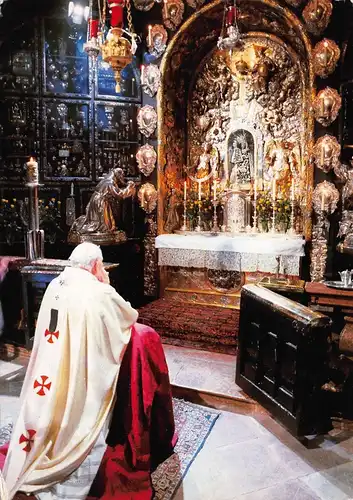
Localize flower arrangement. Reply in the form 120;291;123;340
185;188;213;230
275;198;291;230
0;198;23;245
39;198;61;225
39;198;62;244
256;191;272;231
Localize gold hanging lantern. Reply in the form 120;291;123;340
101;27;133;92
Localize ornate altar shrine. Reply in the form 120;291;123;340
155;0;315;302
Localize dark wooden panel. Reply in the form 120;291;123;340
236;284;333;437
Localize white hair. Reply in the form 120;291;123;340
68;242;103;271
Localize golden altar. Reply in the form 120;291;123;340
156;233;305;309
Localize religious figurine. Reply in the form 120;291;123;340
264;140;300;195
188;142;219;182
229;131;254;187
68;168;135;245
164;188;180;233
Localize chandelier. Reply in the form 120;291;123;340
217;0;242;51
82;0;138;92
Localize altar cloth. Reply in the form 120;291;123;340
156;234;305;275
155;234;305;256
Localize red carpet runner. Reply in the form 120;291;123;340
138;298;239;355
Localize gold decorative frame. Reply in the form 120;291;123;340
157;0;314;240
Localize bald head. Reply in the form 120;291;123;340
69;243;103;271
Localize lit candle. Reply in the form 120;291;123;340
148;25;152;47
140;65;145;85
164;0;168;17
254;174;257;201
320;96;325;116
272;176;276;202
184;180;187;202
320;143;325;166
213;180;217;201
198;182;201;201
291;178;295;202
27;156;39;184
321;192;325;211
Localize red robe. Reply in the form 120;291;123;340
1;323;176;500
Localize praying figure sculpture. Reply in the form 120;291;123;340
68;168;135;244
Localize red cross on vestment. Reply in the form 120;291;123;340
19;429;36;452
44;329;59;343
33;375;52;396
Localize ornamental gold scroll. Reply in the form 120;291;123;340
137;105;157;138
162;0;184;31
303;0;333;36
313;39;340;79
146;25;168;58
138;182;158;213
136;144;157;176
313;87;341;127
313;135;341;173
312;180;339;215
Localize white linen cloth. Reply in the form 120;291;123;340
3;266;138;500
155;234;305;256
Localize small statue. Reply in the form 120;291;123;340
68;168;135;245
164;188;180;233
229;132;253;187
195;142;218;181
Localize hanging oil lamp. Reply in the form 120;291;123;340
84;18;101;59
217;1;242;51
101;0;136;93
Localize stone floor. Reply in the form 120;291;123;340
2;345;353;499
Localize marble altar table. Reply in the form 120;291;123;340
155;233;305;309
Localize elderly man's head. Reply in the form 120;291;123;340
69;243;107;282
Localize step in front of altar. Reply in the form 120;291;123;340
138;298;238;355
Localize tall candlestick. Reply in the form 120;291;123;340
181;181;187;231
252;173;258;233
272;177;276;202
184;180;187;201
148;25;152;47
320;143;325;166
198;181;201;201
288;178;296;234
271;176;276;233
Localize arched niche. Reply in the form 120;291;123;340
157;0;314;238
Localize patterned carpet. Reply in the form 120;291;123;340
0;398;220;500
138;298;239;354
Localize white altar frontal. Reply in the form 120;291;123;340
155;233;305;309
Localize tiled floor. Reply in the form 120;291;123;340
2;346;353;499
164;344;250;401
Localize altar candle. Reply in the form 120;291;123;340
272;177;276;202
254;174;257;201
27;156;39;184
213;180;217;201
321;192;325;211
140;65;145;85
164;0;168;17
184;180;187;201
291;178;295;202
320;143;325;166
198;182;201;201
148;25;152;47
